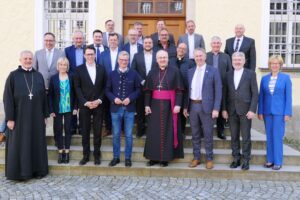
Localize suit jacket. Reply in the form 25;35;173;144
64;45;86;73
178;33;205;57
122;43;144;67
151;32;175;46
258;72;292;116
33;48;65;88
99;49;121;76
185;65;222;114
105;69;141;112
102;32;124;49
73;64;106;108
223;68;258;115
175;57;193;89
89;43;109;64
224;36;256;71
131;51;157;81
48;73;77;114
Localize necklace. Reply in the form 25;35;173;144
23;73;34;100
157;67;167;91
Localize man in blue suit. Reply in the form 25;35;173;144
100;33;121;136
65;30;86;135
65;30;86;73
183;48;222;169
122;29;143;67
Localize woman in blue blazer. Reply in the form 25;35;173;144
258;55;292;170
49;57;78;164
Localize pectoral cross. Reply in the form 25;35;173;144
157;84;162;91
29;92;33;100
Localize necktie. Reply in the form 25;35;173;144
96;47;101;64
234;39;240;52
46;50;51;68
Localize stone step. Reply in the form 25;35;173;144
1;145;299;166
0;159;299;181
46;135;267;150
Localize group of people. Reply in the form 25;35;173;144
3;19;292;181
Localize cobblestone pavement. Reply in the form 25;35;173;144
0;174;300;200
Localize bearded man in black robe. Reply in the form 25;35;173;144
143;50;184;167
3;50;49;180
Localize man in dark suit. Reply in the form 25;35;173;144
134;22;144;45
65;30;86;135
224;24;256;71
178;20;205;61
222;52;258;170
176;43;193;135
91;29;108;65
122;29;143;67
99;33;121;136
151;20;175;46
65;30;86;73
153;28;177;65
131;36;157;137
206;36;231;140
73;46;106;166
102;19;124;49
183;48;222;170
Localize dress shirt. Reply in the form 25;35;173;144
75;46;84;67
212;52;220;69
188;33;195;59
130;43;138;64
144;51;153;76
110;48;118;71
234;68;244;89
46;48;54;68
233;36;244;52
191;64;206;100
94;44;105;53
86;62;96;85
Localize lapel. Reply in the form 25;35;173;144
239;37;247;52
94;65;101;86
42;49;48;68
201;66;210;91
194;34;199;48
50;49;58;69
189;67;196;85
71;45;77;65
229;70;235;90
107;51;112;72
229;38;235;54
267;72;282;95
236;69;247;90
140;52;146;76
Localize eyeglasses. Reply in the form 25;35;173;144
119;59;129;62
85;53;95;56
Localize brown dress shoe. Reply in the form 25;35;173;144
188;159;200;168
206;160;214;169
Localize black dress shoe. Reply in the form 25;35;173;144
146;160;159;166
217;131;226;140
109;158;120;167
64;153;70;164
125;159;132;167
94;156;101;165
58;153;64;164
160;161;168;167
230;160;241;168
79;155;90;165
241;160;250;170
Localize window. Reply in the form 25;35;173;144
270;0;300;68
44;0;89;49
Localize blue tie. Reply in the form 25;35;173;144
96;47;101;64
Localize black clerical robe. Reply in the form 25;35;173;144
3;66;49;180
143;66;184;161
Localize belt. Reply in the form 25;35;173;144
190;99;202;103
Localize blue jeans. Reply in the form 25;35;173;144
111;107;134;159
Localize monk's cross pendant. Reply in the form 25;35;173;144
157;84;162;91
29;92;33;100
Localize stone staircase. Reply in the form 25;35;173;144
0;126;300;181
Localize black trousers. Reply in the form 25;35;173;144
103;96;112;131
228;112;252;161
136;91;146;136
79;106;103;156
216;114;225;134
180;108;187;134
53;112;72;150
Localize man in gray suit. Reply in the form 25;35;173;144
183;48;222;170
206;36;231;140
222;52;258;170
33;32;65;89
102;20;124;48
178;20;205;61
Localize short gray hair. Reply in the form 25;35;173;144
193;48;206;56
20;50;33;58
156;50;168;59
232;52;245;61
118;51;130;60
211;36;222;42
